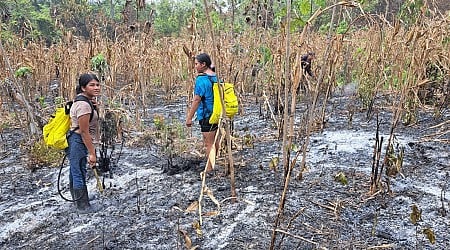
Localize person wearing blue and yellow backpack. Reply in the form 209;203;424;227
67;73;100;213
186;53;219;173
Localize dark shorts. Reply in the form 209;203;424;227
199;118;218;132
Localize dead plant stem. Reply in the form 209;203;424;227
271;1;356;248
274;229;318;246
270;0;292;246
203;0;236;198
262;91;279;129
198;2;237;228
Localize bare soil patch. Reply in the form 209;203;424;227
0;92;449;249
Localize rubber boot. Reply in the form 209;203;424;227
73;187;99;213
71;181;95;201
74;188;90;211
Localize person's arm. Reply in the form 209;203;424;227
306;65;313;77
186;95;202;127
78;114;96;167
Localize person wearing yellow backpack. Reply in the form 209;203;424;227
186;53;219;173
67;73;100;213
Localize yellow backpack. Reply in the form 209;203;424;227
43;103;71;150
209;81;239;124
43;96;94;150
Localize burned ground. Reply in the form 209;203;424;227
0;91;449;249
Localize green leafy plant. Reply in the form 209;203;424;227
259;46;273;65
152;114;187;155
91;53;108;74
37;96;46;108
402;97;417;126
15;66;32;78
357;76;376;109
443;36;450;46
269;156;279;170
336;20;349;34
54;96;66;108
398;0;425;26
334;172;348;185
153;114;165;131
153;0;191;36
385;139;404;177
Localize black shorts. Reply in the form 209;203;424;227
199;118;218;132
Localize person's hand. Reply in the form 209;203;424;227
87;154;97;167
186;118;192;127
91;97;99;109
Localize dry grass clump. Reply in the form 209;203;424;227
26;139;65;170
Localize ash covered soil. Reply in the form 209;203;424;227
0;92;449;249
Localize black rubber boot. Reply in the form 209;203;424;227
74;188;90;211
74;186;100;213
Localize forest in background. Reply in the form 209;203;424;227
2;1;450;44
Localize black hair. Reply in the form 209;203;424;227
195;53;212;69
76;73;99;94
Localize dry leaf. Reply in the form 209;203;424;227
410;204;422;225
422;228;436;244
269;156;279;170
243;134;254;147
203;210;220;216
204;187;221;211
178;229;192;249
185;201;199;213
192;220;203;237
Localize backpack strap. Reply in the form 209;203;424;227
68;95;96;133
197;74;214;118
74;95;95;122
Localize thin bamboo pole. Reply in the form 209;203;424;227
270;0;292;247
272;1;360;248
197;0;237;227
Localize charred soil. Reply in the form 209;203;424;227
0;92;449;249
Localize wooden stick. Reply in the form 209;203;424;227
367;244;395;249
274;229;318;245
85;235;100;245
425;119;449;130
262;90;279;128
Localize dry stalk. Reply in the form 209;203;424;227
420;119;450;143
262;90;279;129
272;2;360;249
367;244;395;249
201;0;236;199
270;0;293;247
370;114;384;193
277;207;306;248
197;1;238;227
273;228;318;246
309;199;342;216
